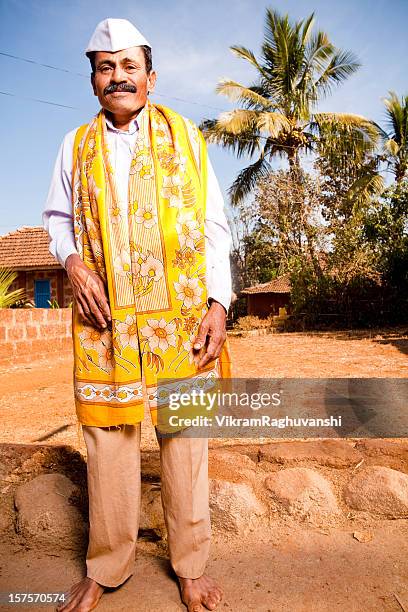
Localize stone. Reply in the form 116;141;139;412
343;466;408;518
259;440;362;469
355;439;408;458
209;449;257;483
14;473;86;550
139;483;165;536
264;467;340;522
209;478;266;534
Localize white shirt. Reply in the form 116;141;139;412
42;107;232;312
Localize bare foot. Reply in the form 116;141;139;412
56;576;105;612
177;574;223;611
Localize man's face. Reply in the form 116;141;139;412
91;46;156;115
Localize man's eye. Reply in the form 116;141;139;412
99;66;112;73
125;65;137;71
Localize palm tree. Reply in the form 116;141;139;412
383;91;408;183
200;8;381;205
0;268;26;308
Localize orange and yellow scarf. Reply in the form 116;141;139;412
71;99;231;430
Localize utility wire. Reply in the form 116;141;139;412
0;50;227;112
0;90;78;109
0;51;388;156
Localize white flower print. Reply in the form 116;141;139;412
113;248;132;277
140;318;177;352
134;203;157;229
116;314;139;351
79;327;109;353
130;246;146;275
161;175;184;209
174;274;203;308
130;154;154;179
140;253;164;282
98;345;115;371
110;204;124;225
176;212;201;249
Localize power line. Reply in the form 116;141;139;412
0;50;227;112
0;90;78;109
0;51;88;78
0;51;389;156
0;88;387;157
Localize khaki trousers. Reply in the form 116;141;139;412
82;422;211;588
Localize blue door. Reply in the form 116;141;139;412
34;279;51;308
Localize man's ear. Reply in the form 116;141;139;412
91;73;97;96
147;70;157;94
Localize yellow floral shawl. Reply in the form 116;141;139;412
71;99;231;430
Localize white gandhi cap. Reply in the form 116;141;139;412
85;18;151;57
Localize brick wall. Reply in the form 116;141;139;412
9;269;73;307
0;308;73;367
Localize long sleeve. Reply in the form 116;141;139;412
42;129;78;269
204;154;232;313
42;127;233;314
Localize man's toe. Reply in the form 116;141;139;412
188;601;203;612
202;595;218;610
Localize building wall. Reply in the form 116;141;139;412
247;293;291;318
0;308;73;367
8;269;73;307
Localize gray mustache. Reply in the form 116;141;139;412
104;83;137;95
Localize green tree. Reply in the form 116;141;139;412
383;91;408;183
0;268;26;308
200;7;380;205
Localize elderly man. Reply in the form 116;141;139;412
42;17;232;612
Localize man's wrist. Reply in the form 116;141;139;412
208;297;228;316
65;253;82;273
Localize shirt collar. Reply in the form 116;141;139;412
104;104;145;135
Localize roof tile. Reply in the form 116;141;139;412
0;226;60;268
241;275;291;294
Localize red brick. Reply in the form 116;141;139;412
0;342;16;361
0;310;15;326
29;338;51;355
44;323;67;338
31;309;44;323
7;326;25;340
61;337;73;351
26;325;39;339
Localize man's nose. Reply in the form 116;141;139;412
111;65;127;82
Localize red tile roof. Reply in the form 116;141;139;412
241;275;291;294
0;226;60;269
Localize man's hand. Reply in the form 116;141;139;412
193;300;227;368
66;254;111;329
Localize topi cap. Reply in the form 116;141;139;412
85;18;151;57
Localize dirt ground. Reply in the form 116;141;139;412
0;328;407;611
0;327;407;453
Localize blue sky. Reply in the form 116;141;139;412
0;0;407;235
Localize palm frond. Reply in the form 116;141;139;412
347;172;385;208
313;112;381;150
215;79;275;110
0;267;26;308
383;90;408;145
229;155;272;206
199;118;262;158
385;138;400;156
229;45;270;81
216;109;260;135
312;49;360;98
256;112;291;136
300;12;315;46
